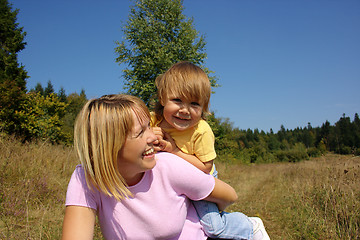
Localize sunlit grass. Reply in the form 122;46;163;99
0;134;76;239
219;154;360;239
1;134;359;239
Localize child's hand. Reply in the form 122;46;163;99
160;131;177;153
152;127;164;152
152;127;163;141
151;127;178;153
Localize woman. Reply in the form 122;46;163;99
61;94;238;240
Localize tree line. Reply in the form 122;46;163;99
207;113;360;164
1;0;359;162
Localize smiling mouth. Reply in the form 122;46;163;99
174;115;191;121
143;148;154;156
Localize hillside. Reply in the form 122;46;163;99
0;135;359;239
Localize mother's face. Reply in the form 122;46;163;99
117;110;157;185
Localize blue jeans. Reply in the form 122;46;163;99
193;166;253;240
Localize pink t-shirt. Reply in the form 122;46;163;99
65;152;215;240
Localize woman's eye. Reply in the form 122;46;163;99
135;130;143;138
137;123;151;137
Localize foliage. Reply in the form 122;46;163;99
14;92;70;143
28;81;87;144
29;80;56;97
0;0;28;136
44;80;54;96
61;90;87;142
0;1;86;144
115;0;218;105
209;112;360;164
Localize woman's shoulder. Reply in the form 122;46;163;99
68;164;87;186
155;152;194;171
155;152;183;164
73;164;85;175
154;152;207;177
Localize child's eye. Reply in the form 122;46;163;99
191;102;201;107
171;98;182;103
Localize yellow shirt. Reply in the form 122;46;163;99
151;113;216;174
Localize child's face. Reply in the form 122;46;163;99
162;96;203;131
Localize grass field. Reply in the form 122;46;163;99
1;135;359;239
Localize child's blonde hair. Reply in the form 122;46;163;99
155;61;211;120
74;94;150;200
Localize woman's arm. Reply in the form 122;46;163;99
61;206;96;240
203;178;238;211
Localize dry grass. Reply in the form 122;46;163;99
218;154;360;240
0;135;77;239
1;134;359;239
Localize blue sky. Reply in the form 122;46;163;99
10;0;360;132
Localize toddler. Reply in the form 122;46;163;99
151;61;270;240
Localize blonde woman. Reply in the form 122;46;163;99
61;94;239;240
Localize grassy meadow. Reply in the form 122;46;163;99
0;134;359;239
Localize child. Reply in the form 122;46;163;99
151;61;270;240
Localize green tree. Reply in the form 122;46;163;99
61;91;87;142
302;123;315;148
58;87;67;102
0;0;28;135
336;114;354;148
14;92;69;143
353;113;360;149
115;0;218;105
44;80;54;96
30;82;45;95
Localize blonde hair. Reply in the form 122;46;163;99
155;61;211;120
74;94;150;200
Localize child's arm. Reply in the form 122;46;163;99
204;177;238;211
172;147;213;174
152;127;213;174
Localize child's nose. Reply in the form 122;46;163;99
179;105;190;114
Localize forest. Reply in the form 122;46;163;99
1;0;359;164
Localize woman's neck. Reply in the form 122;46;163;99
124;172;144;186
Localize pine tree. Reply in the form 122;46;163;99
115;0;217;105
58;87;67;102
353;113;360;148
32;82;44;95
0;0;28;135
44;80;54;96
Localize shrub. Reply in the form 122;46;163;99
307;147;322;157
